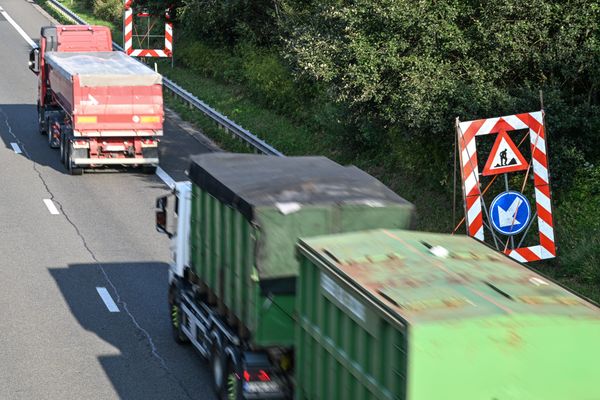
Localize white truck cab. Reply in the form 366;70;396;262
155;181;192;283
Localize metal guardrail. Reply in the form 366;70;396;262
48;0;284;157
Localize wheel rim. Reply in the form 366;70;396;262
227;373;238;400
171;304;179;328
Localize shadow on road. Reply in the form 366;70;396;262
0;103;216;182
48;262;214;400
0;103;80;175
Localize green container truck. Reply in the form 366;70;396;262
296;229;600;400
156;154;415;399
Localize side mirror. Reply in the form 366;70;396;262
155;196;173;238
29;48;40;74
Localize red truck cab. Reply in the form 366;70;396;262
29;25;163;175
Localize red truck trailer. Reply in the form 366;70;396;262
29;25;164;174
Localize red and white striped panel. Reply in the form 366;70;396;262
123;2;173;58
457;111;556;262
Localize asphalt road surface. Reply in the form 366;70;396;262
0;0;218;398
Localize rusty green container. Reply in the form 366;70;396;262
187;154;414;347
296;229;600;400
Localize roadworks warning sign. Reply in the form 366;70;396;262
482;130;529;176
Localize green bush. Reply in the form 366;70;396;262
239;44;301;114
177;41;314;119
554;165;600;285
178;0;278;46
177;42;242;83
92;0;122;24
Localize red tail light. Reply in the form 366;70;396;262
258;370;270;382
243;370;271;382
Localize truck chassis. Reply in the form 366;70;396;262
169;278;289;400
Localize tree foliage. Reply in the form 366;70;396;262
129;0;181;22
170;0;600;185
92;0;123;24
282;0;600;166
177;0;281;45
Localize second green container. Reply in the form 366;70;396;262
296;229;600;400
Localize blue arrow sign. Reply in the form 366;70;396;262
490;191;531;236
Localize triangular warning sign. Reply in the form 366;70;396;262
483;130;529;176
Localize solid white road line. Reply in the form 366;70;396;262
156;166;176;189
0;6;37;49
96;287;120;312
43;199;60;215
10;143;22;154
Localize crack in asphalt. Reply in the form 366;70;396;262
0;107;195;400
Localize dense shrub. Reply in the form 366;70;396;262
282;1;600;162
178;0;280;46
92;0;122;24
177;42;243;83
554;165;600;284
239;44;301;113
177;41;308;118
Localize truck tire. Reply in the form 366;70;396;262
169;285;190;344
168;284;190;344
225;360;242;400
38;105;46;136
66;142;83;175
59;134;66;165
211;341;228;398
170;301;189;344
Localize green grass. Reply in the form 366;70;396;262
158;65;335;156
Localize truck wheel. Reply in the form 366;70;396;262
211;343;228;398
168;285;189;344
66;143;83;176
170;302;189;344
59;134;66;165
38;106;46;136
226;361;242;400
48;127;59;149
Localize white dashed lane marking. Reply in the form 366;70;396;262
10;143;22;154
96;287;120;312
156;166;176;189
43;199;60;215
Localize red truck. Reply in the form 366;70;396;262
28;25;163;174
